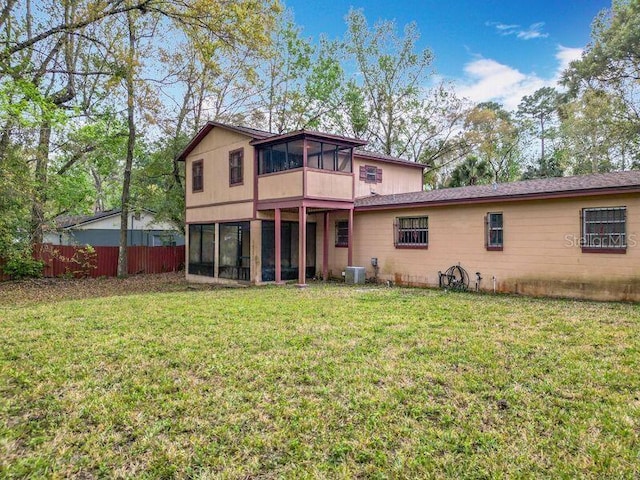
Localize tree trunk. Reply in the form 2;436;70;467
0;119;12;165
540;113;545;163
117;10;136;278
30;121;51;245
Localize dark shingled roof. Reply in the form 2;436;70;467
249;128;367;147
54;209;123;229
355;171;640;209
177;122;275;161
224;124;274;139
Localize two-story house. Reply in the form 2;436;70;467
178;121;423;285
179;121;640;301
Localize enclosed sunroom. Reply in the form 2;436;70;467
251;129;366;284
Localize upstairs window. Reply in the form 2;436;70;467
395;216;428;248
192;160;203;192
360;165;382;184
307;142;352;172
486;212;503;250
335;220;348;247
258;141;304;174
582;207;627;253
229;148;244;186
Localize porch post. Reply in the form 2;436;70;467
298;205;307;285
323;211;329;281
347;207;354;266
275;208;282;284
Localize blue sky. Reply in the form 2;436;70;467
283;0;611;109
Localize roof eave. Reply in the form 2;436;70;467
353;152;426;169
176;121;271;162
355;185;640;211
250;129;367;148
62;207;155;229
63;211;120;229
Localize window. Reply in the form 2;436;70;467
188;224;214;276
229;148;243;185
359;165;382;184
259;140;353;174
307;141;352;172
581;207;627;253
486;212;503;250
395;216;428;248
335;220;348;247
337;151;351;172
258;141;304;174
192;160;203;192
366;166;377;182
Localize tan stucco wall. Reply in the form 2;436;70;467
314;211;349;279
185;127;254;208
186;202;253;223
322;194;640;301
306;170;353;200
353;156;424;198
258;170;303;200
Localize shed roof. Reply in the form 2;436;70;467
53;208;155;229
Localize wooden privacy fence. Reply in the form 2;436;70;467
31;244;185;278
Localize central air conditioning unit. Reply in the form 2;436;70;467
345;266;366;285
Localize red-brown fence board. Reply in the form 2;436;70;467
0;244;184;280
127;246;185;275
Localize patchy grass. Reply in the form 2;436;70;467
0;272;211;307
1;279;639;478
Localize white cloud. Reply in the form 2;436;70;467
487;21;549;40
517;22;549;40
456;58;545;110
454;45;583;110
494;23;519;32
555;45;583;72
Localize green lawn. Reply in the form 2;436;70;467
1;280;639;478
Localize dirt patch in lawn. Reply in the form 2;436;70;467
0;272;218;307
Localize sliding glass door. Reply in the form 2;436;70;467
188;224;215;277
219;222;251;281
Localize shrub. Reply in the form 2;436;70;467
2;255;44;279
46;244;98;278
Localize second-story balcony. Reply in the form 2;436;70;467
251;130;366;209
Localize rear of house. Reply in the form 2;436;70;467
179;121;640;301
351;179;640;301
